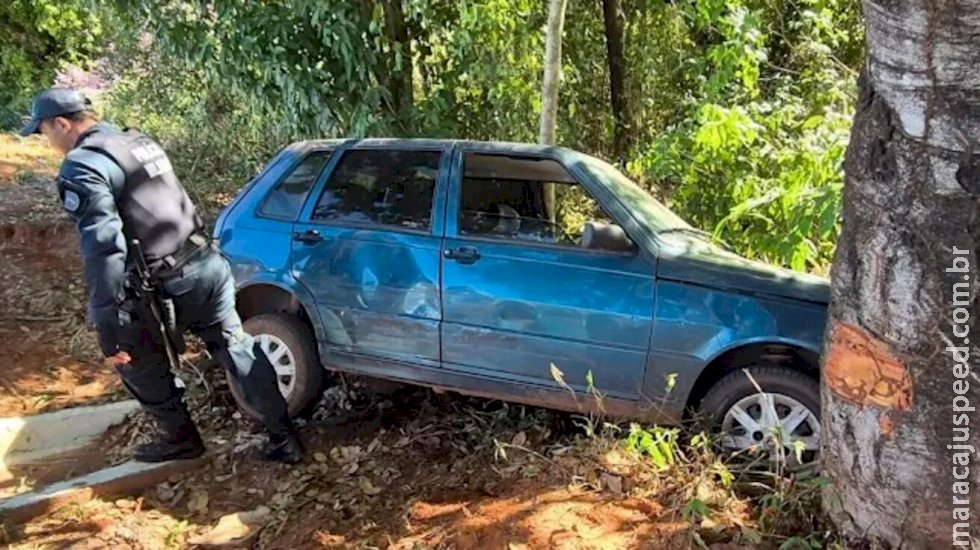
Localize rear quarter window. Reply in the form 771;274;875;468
257;150;332;220
311;149;442;232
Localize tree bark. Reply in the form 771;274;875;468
380;0;414;133
539;0;568;146
601;0;629;165
540;0;568;222
822;1;980;547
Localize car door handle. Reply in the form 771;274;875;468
293;230;323;244
444;246;481;264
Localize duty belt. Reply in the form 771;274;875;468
149;231;213;279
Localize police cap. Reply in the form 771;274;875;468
20;88;93;137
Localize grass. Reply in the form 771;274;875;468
0;133;60;186
539;418;842;549
545;365;842;549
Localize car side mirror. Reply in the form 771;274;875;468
581;222;636;254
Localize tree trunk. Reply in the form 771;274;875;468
381;0;414;132
601;0;629;165
539;0;568;222
822;1;980;547
539;0;567;146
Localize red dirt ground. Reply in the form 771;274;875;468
6;392;751;550
0;218;123;417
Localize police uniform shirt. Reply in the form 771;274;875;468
56;123;198;329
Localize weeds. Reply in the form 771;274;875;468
163;520;188;549
541;362;838;548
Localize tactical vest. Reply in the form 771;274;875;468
78;128;202;263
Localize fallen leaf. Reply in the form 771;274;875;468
511;431;527;447
187;491;209;514
600;449;633;477
341;446;361;463
315;532;347;547
188;506;270;547
156;485;175;502
601;473;623;495
358;477;383;496
344;462;359;476
313;452;328;463
701;517;722;531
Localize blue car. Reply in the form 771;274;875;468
214;139;829;461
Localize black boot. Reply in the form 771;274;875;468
133;422;206;463
258;431;303;464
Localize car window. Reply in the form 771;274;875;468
460;153;623;250
258;150;332;220
577;155;691;233
312;149;441;231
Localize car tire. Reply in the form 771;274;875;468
698;364;820;465
227;313;323;420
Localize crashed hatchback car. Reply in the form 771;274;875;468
214;139;829;460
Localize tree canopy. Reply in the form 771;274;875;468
0;0;103;127
7;0;863;272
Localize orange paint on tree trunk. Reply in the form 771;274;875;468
825;322;912;412
877;412;897;438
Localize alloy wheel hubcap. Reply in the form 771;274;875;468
257;333;297;398
720;393;820;464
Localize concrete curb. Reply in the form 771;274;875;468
0;457;208;524
0;400;140;480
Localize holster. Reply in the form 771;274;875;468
121;277;186;355
117;294;141;354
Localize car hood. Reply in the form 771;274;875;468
655;239;830;304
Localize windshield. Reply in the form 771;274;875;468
577;156;691;233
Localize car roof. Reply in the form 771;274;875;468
291;138;577;157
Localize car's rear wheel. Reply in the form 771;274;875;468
698;364;820;466
227;313;323;420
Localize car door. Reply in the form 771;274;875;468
440;148;656;399
290;143;451;367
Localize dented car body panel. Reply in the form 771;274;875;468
214;139;829;422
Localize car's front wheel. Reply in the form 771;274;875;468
698;364;821;466
227;313;323;420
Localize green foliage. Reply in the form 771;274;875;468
625;423;678;469
95;0;861;270
682;498;713;522
622;423;841;546
629;0;861;271
0;0;104;128
415;0;546;141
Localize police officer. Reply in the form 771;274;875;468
21;88;303;463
